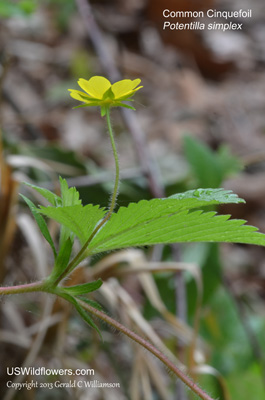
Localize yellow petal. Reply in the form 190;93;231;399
78;76;111;99
131;79;142;89
68;89;91;102
111;79;141;99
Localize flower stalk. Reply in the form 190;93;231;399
48;76;142;286
49;106;120;287
105;106;120;217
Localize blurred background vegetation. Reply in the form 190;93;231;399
0;0;265;399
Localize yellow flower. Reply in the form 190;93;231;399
68;76;142;116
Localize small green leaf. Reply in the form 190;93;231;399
23;182;61;206
77;297;103;310
62;279;102;296
20;194;57;258
103;87;114;100
74;300;102;338
59;292;101;337
48;238;73;284
79;94;98;102
101;106;106;116
73;103;98;109
117;103;136;111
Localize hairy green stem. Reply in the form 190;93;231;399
0;281;43;295
76;298;215;400
105;106;120;216
50;107;120;287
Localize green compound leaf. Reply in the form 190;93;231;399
39;204;105;245
85;189;265;254
20;194;57;258
62;279;102;296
